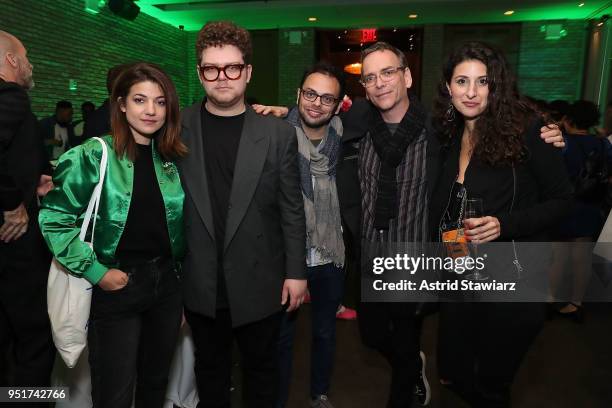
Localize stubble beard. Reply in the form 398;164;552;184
298;105;332;130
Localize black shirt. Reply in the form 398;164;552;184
115;143;172;265
201;106;245;308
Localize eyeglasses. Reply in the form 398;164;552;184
198;64;245;81
360;66;406;88
299;89;339;106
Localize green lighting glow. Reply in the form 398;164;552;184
135;0;612;31
84;0;106;14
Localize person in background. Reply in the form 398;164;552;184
39;62;187;408
549;100;612;322
39;100;76;160
0;30;55;403
603;100;612;140
82;64;130;140
549;99;570;126
72;100;96;142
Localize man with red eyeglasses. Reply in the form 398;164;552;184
178;21;307;407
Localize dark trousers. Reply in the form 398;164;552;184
88;258;182;408
437;302;545;408
277;263;344;406
358;302;421;408
0;218;55;408
186;308;282;408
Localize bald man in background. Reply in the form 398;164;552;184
0;31;55;398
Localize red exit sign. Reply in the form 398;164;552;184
361;29;377;43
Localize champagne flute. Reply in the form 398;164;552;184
464;198;489;281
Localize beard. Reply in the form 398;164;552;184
298;105;333;129
17;62;34;90
22;75;34;90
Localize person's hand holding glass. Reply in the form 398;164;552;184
463;198;499;281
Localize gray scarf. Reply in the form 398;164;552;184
296;116;345;267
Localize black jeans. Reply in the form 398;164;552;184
358;302;422;408
186;308;282;408
0;216;55;408
88;257;182;408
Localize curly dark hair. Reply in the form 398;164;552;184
432;42;536;166
195;21;252;65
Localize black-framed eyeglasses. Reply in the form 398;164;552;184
299;88;339;106
198;64;245;81
360;66;406;88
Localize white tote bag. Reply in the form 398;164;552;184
47;137;108;368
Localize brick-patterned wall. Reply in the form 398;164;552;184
420;25;445;110
186;31;205;106
278;29;315;107
518;20;587;101
1;0;189;120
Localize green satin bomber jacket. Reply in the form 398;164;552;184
39;136;185;285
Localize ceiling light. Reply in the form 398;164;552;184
504;10;515;15
308;17;317;22
409;14;418;19
578;3;585;7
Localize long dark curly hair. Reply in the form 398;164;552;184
432;42;535;166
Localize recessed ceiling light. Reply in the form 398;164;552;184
578;2;585;7
504;10;515;15
409;14;418;19
308;17;317;22
597;21;604;26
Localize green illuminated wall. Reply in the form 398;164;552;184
278;29;315;106
1;0;190;120
518;20;588;101
186;32;205;105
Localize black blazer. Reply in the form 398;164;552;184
0;80;47;214
179;102;306;327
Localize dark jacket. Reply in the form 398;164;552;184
38;115;77;158
337;98;442;253
82;99;110;141
430;119;574;242
178;102;306;327
0;79;48;214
